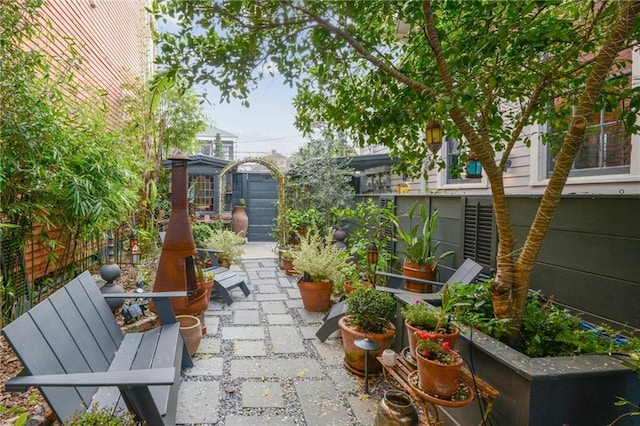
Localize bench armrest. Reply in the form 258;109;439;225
102;291;187;325
375;271;445;288
102;291;187;299
5;368;176;392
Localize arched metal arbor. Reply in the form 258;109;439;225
218;157;287;244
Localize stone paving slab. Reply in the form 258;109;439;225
286;299;304;309
286;288;301;299
294;379;352;426
234;309;261;325
255;293;289;301
183;356;224;376
257;284;280;293
204;315;220;334
234;340;266;357
224;414;297;425
230;358;324;379
197;337;221;354
297;308;326;324
222;326;264;339
241;381;285;407
226;300;260;311
176;380;220;424
346;394;378;425
312;339;345;366
270;325;305;353
266;313;294;325
261;301;288;314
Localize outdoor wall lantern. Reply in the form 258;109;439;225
466;152;483;179
366;242;379;284
425;120;443;154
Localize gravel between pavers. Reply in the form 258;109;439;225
178;260;395;426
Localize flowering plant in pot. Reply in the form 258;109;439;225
339;287;396;375
291;227;350;311
414;330;463;397
401;298;459;359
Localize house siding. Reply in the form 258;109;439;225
17;0;153;283
35;0;152;127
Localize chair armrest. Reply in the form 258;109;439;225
5;368;176;392
102;291;187;299
375;271;445;287
102;292;186;325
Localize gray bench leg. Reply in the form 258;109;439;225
120;386;164;425
315;301;346;342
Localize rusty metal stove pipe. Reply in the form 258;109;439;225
152;152;208;316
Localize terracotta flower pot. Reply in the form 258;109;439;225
402;259;437;293
232;205;249;237
338;315;396;375
405;321;460;359
176;315;202;357
282;257;293;273
415;349;463;397
297;279;333;312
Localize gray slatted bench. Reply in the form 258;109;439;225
197;248;250;305
159;232;250;305
315;258;484;342
1;271;192;425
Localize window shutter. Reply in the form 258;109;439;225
463;201;494;269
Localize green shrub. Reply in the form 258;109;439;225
345;287;395;334
65;405;138;425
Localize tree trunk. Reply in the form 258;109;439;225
423;0;640;328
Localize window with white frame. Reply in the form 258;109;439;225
445;138;482;183
545;75;632;178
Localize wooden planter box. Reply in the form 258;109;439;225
393;295;640;425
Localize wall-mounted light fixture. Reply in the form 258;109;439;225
425;120;443;154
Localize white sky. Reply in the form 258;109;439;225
197;74;308;159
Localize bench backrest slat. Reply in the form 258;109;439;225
48;289;112;370
446;258;484;285
76;271;125;343
2;303;91;420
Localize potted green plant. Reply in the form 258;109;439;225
292;227;350;311
401;299;459;359
385;202;453;292
202;228;246;267
338;286;396;375
281;249;296;275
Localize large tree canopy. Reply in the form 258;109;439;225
154;0;640;327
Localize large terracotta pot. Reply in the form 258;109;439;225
176;315;202;357
405;321;460;359
415;349;463;397
297;279;333;312
402;259;437;293
338;315;396;375
232;205;249;237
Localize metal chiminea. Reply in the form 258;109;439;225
152;152;208;316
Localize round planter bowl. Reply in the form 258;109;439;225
176;315;202;357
